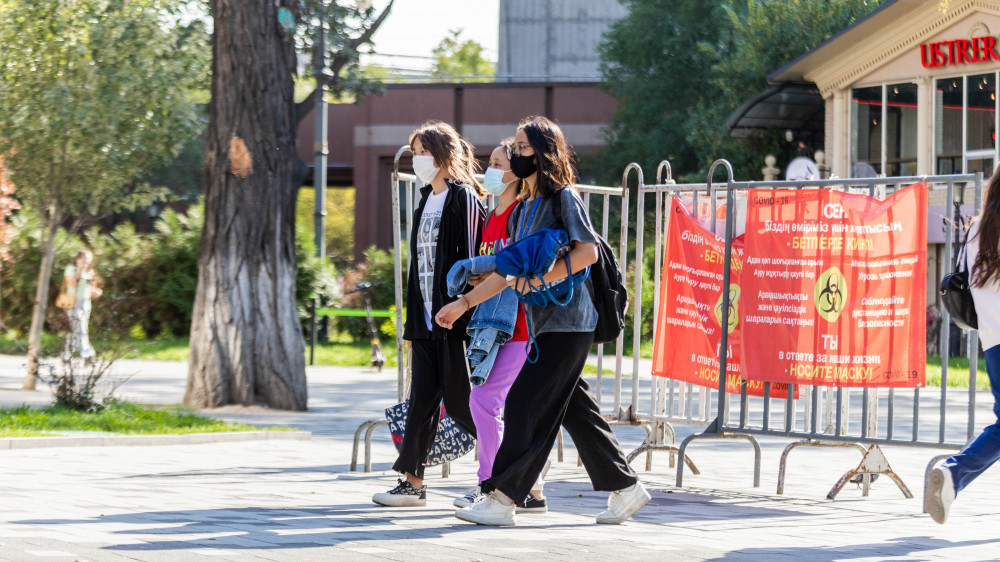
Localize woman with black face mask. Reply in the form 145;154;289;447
436;115;649;527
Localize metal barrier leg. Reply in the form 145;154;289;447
557;430;564;463
363;420;389;473
826;444;913;500
352;420;379;471
442;461;449;479
676;430;758;488
776;440;867;495
923;453;953;513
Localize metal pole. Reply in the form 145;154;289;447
313;20;330;262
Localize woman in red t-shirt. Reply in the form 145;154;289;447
453;139;546;512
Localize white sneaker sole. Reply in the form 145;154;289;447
925;468;949;524
516;506;547;514
455;508;516;526
596;487;651;524
372;495;426;507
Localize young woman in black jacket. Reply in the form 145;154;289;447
372;120;486;507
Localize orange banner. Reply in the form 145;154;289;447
741;183;928;388
651;196;793;398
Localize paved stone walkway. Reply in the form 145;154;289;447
0;355;998;561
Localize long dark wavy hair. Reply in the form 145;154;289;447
972;166;1000;288
409;120;485;197
517;115;577;200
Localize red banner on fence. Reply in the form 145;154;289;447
741;183;928;388
651;196;793;398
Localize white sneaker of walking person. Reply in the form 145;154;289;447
596;481;651;524
925;463;956;524
455;490;516;526
453;485;484;508
372;478;427;507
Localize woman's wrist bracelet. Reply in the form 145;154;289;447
459;294;471;310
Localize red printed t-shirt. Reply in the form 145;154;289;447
480;203;528;341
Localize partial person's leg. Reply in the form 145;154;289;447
942;345;1000;491
439;337;476;437
928;344;1000;523
469;342;528;483
78;302;95;359
481;332;592;505
391;339;444;480
561;375;638;492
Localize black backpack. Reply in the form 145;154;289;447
552;189;628;344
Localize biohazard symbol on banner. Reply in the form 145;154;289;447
714;284;741;334
815;267;847;322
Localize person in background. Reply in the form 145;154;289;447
927;166;1000;523
372;120;485;507
62;249;101;361
436;116;648;527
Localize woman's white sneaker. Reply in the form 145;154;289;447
925;464;956;524
596;482;650;524
372;478;427;507
455;492;516;526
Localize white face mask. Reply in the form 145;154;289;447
483;167;515;196
412;155;439;184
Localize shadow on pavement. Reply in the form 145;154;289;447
703;536;1000;561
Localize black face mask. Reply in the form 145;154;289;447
509;152;538;179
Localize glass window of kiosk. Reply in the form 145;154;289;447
850;86;882;177
850;83;918;177
935;73;997;176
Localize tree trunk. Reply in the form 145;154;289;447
185;0;307;410
24;211;60;389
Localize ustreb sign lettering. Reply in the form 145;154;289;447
740;183;928;388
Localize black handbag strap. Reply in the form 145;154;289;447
956;222;972;274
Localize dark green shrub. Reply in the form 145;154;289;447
336;245;403;341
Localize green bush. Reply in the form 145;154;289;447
336;245;403;341
1;201;338;341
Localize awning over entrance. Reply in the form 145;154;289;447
725;83;824;139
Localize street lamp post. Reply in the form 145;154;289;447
313;19;331;263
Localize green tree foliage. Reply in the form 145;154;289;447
686;0;885;179
597;0;884;183
0;0;207;382
296;186;355;267
430;29;496;82
596;0;729;181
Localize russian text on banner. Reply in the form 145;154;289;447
651;195;793;398
741;183;928;388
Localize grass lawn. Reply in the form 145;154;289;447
0;400;293;438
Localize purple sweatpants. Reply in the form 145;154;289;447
469;341;529;483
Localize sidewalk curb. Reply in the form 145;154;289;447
0;430;311;450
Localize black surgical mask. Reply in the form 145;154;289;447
509;152;538;179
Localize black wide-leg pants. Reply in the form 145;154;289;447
392;337;476;479
481;331;637;504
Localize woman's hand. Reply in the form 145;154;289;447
468;273;486;287
435;299;468;330
506;275;542;295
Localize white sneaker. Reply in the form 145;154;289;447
926;464;956;524
453;485;483;508
455;492;516;526
372;478;427;507
596;481;650;524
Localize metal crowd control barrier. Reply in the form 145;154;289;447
351;146;426;473
654;161;985;500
